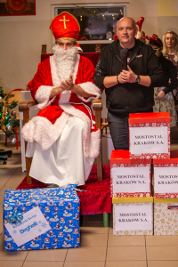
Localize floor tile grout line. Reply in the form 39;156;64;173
0;166;19;191
104;225;110;267
21;250;29;267
62;248;69;266
144;236;148;267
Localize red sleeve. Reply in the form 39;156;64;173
76;56;104;93
28;59;53;100
76;56;95;84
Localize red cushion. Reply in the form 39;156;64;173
16;165;111;215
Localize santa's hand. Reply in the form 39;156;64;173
60;75;74;91
50;86;64;98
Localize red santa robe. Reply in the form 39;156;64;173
21;53;101;186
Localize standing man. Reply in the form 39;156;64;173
94;17;163;150
21;12;101;187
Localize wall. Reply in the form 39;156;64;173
1;0;178;165
0;0;178;92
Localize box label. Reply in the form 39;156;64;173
5;207;51;247
154;166;178;194
130;126;168;154
114;203;152;231
111;165;150;194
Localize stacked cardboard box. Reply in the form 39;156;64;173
153;150;178;235
111;112;171;236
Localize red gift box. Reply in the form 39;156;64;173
129;112;171;160
110;150;151;198
153;150;178;198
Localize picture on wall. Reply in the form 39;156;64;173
0;0;36;16
54;4;126;41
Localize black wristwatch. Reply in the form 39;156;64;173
135;75;140;84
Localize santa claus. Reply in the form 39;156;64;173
21;11;101;187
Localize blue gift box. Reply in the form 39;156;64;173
3;184;80;251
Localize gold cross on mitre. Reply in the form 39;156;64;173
60;15;70;30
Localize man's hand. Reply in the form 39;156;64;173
119;65;137;84
157;91;165;99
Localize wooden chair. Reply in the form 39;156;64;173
19;52;110;226
19;98;105;184
19;52;108;183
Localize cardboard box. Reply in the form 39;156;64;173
3;185;80;251
129;112;170;159
154;198;178;235
112;197;153;236
110;150;151;197
153;151;178;198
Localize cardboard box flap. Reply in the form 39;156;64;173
112;197;153;204
153;150;178;164
154;198;178;203
129;112;171;124
3;185;79;206
110;150;151;164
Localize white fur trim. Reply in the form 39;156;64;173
35;85;56;110
21;112;69;150
77;82;101;103
79;81;101;97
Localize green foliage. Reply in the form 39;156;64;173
0;86;20;140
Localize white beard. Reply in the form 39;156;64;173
52;44;78;82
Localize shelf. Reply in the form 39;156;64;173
78;40;113;44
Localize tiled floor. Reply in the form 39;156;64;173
1;138;178;267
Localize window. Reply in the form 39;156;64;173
53;4;127;42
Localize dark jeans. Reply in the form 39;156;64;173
107;111;129;150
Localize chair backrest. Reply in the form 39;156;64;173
21;91;33;102
41;52;101;67
8;89;25;104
